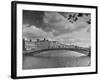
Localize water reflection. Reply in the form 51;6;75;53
23;50;90;69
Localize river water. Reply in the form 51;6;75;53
23;50;90;69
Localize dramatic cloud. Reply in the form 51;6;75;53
43;12;90;36
23;24;47;39
23;24;55;41
23;11;91;47
43;12;69;35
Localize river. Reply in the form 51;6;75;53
23;50;90;69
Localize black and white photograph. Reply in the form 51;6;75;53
11;1;97;79
23;10;91;69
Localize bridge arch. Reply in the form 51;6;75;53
24;48;90;56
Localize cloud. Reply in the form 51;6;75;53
22;11;91;47
23;24;48;39
54;28;90;47
23;24;90;47
43;12;69;35
43;12;90;36
22;24;56;41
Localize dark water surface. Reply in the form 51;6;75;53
23;50;90;69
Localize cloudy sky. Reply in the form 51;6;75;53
23;10;91;47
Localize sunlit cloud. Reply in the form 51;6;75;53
23;11;91;47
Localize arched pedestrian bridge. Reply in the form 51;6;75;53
23;47;90;56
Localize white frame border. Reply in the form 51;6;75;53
16;3;96;77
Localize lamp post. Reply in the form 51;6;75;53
23;39;25;51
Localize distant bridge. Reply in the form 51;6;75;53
23;47;90;56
